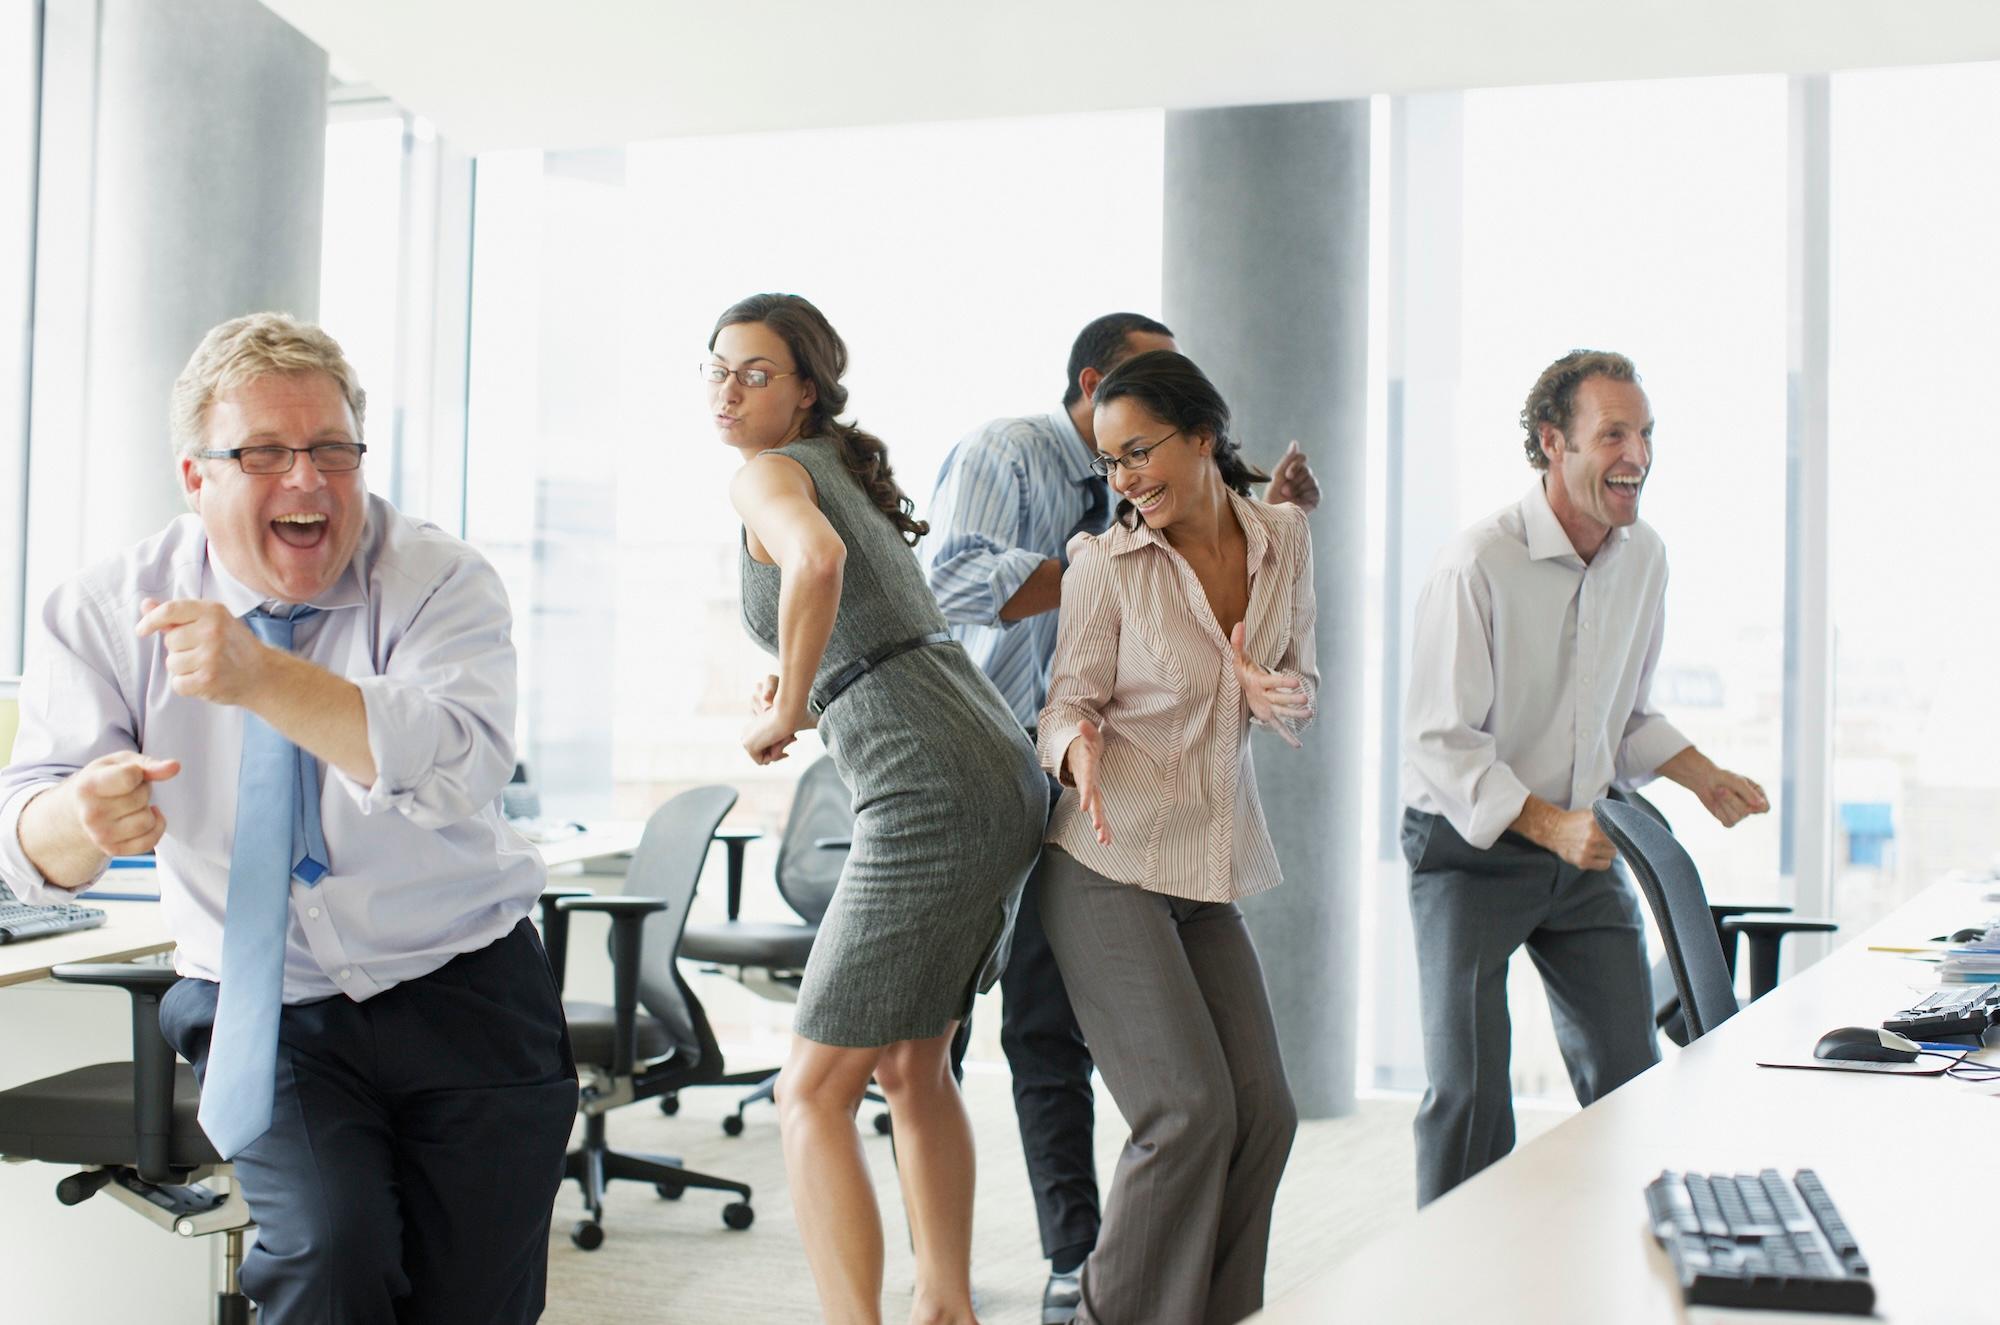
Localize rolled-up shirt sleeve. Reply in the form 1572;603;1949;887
925;441;1047;628
1614;586;1690;785
1036;535;1120;784
0;582;139;901
1403;564;1533;849
331;557;517;829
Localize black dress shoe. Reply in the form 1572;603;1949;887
1043;1268;1082;1324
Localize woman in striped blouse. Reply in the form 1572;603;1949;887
1035;350;1318;1325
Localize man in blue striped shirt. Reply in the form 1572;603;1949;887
925;313;1318;1322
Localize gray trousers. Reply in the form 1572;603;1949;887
1403;808;1659;1207
1039;848;1297;1325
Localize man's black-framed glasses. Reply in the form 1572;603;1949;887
199;442;368;474
1089;428;1181;479
700;362;797;390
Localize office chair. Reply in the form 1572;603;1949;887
1619;790;1836;1044
538;784;756;1249
675;754;890;1137
0;962;256;1324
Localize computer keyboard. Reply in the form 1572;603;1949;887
1883;983;2000;1039
0;893;106;943
1645;1169;1874;1315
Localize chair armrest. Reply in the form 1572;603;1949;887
715;829;761;921
48;962;181;993
50;962;181;1185
813;837;852;851
538;886;594;993
1708;903;1793;921
557;897;670;1077
1720;916;1839;1001
712;832;756;924
1721;916;1838;937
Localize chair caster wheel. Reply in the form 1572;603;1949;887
655;1181;685;1200
570;1219;604;1250
659;1093;680;1116
873;1110;893;1135
722;1114;745;1136
723;1202;755;1230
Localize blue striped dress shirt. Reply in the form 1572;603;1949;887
925;408;1111;728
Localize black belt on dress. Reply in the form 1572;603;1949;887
814;631;954;712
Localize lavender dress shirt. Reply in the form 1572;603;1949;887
0;494;545;1004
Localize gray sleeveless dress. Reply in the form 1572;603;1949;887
740;436;1047;1047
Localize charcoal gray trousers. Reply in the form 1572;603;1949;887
1403;808;1659;1207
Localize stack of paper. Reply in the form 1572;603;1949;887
1940;924;2000;982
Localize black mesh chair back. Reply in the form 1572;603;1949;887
773;755;852;926
1593;797;1740;1040
618;785;738;1063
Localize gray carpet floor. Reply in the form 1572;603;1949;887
543;1067;1567;1323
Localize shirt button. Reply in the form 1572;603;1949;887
307;906;321;920
337;968;351;981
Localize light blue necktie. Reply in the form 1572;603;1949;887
198;608;329;1159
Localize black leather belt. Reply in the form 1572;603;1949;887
814;631;954;712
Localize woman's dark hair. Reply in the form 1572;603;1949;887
709;293;929;546
1091;350;1270;527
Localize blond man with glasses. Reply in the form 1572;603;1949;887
0;312;574;1323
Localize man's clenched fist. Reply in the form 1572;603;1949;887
64;750;181;857
137;597;273;705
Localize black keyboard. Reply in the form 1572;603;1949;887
1883;984;2000;1038
0;892;107;943
1645;1169;1874;1315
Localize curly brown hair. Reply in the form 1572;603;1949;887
1519;350;1639;470
709;294;930;546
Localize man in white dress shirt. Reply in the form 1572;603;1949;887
0;313;574;1321
1400;350;1768;1205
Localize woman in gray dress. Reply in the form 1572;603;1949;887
707;293;1046;1325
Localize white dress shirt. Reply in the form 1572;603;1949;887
1402;480;1690;850
0;494;544;1003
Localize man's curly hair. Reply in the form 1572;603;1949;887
1519;350;1639;470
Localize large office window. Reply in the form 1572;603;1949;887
464;112;1166;828
1826;63;2000;931
1373;76;1791;1099
320;75;475;533
320;110;407;501
1456;77;1790;900
0;4;38;671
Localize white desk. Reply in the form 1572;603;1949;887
0;824;642;991
1256;877;1999;1325
0;900;176;987
526;820;645;872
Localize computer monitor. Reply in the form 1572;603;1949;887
0;675;19;764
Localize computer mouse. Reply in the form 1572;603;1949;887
1813;1026;1921;1063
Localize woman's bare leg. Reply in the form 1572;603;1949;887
875;1026;979;1325
778;1036;889;1325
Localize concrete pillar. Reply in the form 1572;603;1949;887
1163;102;1369;1119
26;0;327;609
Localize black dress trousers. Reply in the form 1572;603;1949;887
160;918;578;1325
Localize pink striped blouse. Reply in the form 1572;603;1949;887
1035;491;1319;903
